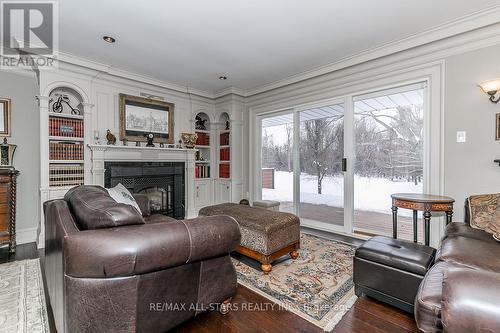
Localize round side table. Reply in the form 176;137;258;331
391;193;455;246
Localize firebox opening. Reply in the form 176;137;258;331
104;162;185;219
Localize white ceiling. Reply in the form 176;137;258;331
58;0;500;94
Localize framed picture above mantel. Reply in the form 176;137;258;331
119;93;174;144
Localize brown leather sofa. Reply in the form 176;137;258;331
44;185;241;333
415;199;500;333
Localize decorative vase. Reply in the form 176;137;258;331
0;138;16;166
181;133;197;149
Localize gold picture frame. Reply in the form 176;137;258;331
119;94;174;144
0;98;12;137
496;113;500;140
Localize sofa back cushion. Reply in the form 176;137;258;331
468;193;500;240
64;185;145;230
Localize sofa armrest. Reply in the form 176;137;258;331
132;193;150;217
441;267;500;333
63;215;240;278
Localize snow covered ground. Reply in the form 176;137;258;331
262;171;422;217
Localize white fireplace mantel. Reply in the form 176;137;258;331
88;144;197;218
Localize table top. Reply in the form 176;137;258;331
391;193;455;203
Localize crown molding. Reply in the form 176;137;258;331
244;5;500;97
57;52;215;99
214;86;246;98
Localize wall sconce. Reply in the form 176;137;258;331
479;79;500;104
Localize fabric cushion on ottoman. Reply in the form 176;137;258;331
353;236;436;313
199;203;300;273
253;200;280;211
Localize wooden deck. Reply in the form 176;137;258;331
280;202;424;243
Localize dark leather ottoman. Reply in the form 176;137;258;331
353;236;436;313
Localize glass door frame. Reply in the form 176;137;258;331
256;97;351;235
254;77;435;240
294;97;352;234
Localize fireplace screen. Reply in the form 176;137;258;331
104;162;185;219
138;186;172;213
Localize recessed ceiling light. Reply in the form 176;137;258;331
219;76;228;80
102;36;116;43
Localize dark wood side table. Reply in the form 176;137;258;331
0;167;19;253
391;193;454;246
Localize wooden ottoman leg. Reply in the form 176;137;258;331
290;250;299;260
261;263;272;274
220;298;232;315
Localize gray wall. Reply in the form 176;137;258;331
444;44;500;221
0;71;39;242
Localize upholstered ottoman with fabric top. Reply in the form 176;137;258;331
199;203;300;273
353;236;436;313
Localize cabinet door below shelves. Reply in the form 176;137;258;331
216;180;231;204
195;180;212;208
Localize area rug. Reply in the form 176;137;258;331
233;233;357;332
0;259;49;333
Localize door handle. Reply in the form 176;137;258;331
342;158;347;172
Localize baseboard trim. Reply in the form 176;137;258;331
16;227;38;245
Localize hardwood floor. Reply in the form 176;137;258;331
174;285;419;333
1;236;419;333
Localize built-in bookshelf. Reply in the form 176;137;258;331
194;112;211;179
218;112;231;179
48;88;85;187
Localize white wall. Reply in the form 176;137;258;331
0;71;40;244
444;44;500;221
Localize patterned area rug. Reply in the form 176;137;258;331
0;259;49;333
233;233;357;332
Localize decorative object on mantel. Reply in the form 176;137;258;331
119;93;174;144
135;141;141;147
106;129;116;145
195;115;207;130
93;130;101;145
479;78;500;104
122;138;128;146
181;133;197;149
0;138;17;166
144;132;155;147
0;166;19;253
0;98;12;136
159;143;164;148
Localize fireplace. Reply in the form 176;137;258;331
104;161;185;219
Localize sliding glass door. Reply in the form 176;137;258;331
353;84;425;240
298;103;345;228
260;112;295;213
257;82;427;238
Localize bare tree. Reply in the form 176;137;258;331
301;117;343;194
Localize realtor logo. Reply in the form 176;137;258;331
1;1;58;69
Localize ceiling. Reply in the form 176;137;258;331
58;0;500;95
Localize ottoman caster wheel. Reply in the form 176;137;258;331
220;298;232;315
290;250;299;260
261;263;272;274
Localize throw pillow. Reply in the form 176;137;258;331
107;183;142;215
468;193;500;231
